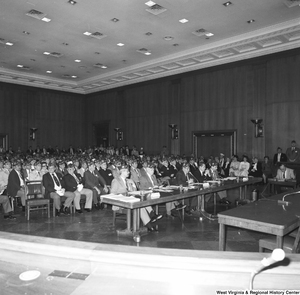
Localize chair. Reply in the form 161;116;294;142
25;181;50;221
259;226;300;253
113;208;131;227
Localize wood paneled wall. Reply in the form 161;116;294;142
0;83;85;151
86;49;300;160
1;48;300;160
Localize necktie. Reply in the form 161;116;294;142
283;171;285;179
73;173;79;184
52;173;60;186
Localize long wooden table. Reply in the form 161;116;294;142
268;178;297;194
218;190;300;251
101;177;261;241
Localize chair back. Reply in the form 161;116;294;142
26;181;43;199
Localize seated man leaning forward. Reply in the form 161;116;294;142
275;163;295;181
62;164;93;214
42;162;75;216
110;164;162;232
139;163;182;217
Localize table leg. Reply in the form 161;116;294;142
219;223;226;251
276;235;283;249
239;186;242;200
126;209;131;231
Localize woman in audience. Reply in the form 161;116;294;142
229;155;240;177
238;155;250;177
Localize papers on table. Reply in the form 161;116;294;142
101;194;140;203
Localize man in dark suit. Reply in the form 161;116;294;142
62;164;93;213
42;162;74;216
7;161;26;211
98;160;114;186
84;161;107;209
273;147;288;165
175;163;198;214
193;162;210;183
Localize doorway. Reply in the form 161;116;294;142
193;130;236;159
94;121;110;148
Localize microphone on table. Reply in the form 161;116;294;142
250;248;285;289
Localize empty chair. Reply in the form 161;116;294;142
259;226;300;253
25;181;50;221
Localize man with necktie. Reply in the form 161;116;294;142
7;161;27;212
111;164;162;232
62;164;93;214
286;140;300;163
43;162;74;216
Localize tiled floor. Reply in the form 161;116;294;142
0;183;271;252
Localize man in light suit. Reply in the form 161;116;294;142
275;163;296;193
275;163;295;181
111;164;162;232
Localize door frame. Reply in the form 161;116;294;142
192;129;237;158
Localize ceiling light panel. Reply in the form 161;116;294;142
146;4;167;15
84;32;107;40
43;52;64;57
179;19;188;23
26;9;51;22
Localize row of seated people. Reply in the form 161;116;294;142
1;151;294;224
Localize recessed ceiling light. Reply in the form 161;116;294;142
247;19;255;23
74;59;81;62
145;52;151;55
111;18;119;22
117;43;124;46
41;17;51;22
46;70;52;73
101;65;107;69
43;52;50;55
205;32;214;37
23;31;30;35
164;36;174;41
83;31;91;36
68;0;77;4
179;18;189;23
223;1;232;6
17;65;24;68
5;42;13;46
145;1;156;7
71;75;77;78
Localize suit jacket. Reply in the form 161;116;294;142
276;168;295;181
273;153;288;165
99;168;114;186
193;169;209;183
139;173;159;190
175;170;198;186
130;167;141;185
42;172;63;198
110;177;136;194
286;147;300;163
84;170;103;190
7;169;23;197
249;162;262;177
62;172;83;192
